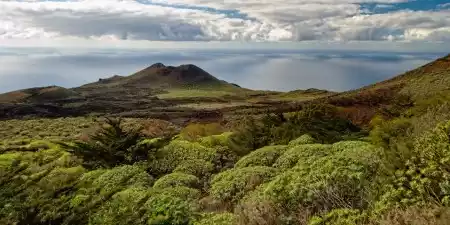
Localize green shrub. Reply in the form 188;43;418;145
59;118;145;169
194;213;237;225
288;134;317;147
149;140;217;176
376;120;450;211
308;209;368;225
273;144;331;170
153;173;200;189
235;145;287;168
199;132;233;148
149;186;201;201
249;143;379;216
230;104;360;153
145;194;196;225
210;166;277;204
90;187;151;225
370;117;412;149
180;123;225;141
229;115;271;155
173;159;214;177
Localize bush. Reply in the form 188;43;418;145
370;117;412;149
371;204;450;225
309;208;368;225
173;159;214;178
248;142;379;216
210;166;277;204
59;118;147;169
145;194;197;225
199;132;233;148
180;123;225;141
149;186;201;201
236;199;284;225
153;173;200;189
376;120;450;210
230;104;360;153
149;140;217;176
288;134;317;147
273;144;331;170
194;213;237;225
235;145;287;168
90;187;151;225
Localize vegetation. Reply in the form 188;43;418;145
1;55;450;224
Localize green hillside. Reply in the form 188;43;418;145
1;55;450;225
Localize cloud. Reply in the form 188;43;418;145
0;47;443;93
0;0;449;42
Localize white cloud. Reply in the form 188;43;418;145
0;0;448;43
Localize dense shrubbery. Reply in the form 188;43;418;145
59;118;171;169
230;104;360;153
153;172;200;189
180;122;225;141
210;166;278;204
234;145;287;168
3;94;450;225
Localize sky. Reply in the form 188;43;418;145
0;0;449;93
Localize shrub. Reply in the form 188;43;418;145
210;166;277;204
372;204;450;225
309;208;368;225
199;132;233;148
235;145;288;168
58;118;146;169
144;194;197;225
236;199;283;225
288;134;317;147
149;140;217;176
250;143;379;216
173;159;214;178
370;117;412;149
376;120;450;210
211;146;240;173
229;104;360;153
180;123;225;141
149;186;201;201
194;213;237;225
273;144;331;170
153;173;200;189
90;187;151;225
229;115;271;155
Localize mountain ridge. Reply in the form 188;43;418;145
0;55;449;125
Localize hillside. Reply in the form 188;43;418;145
1;55;449;125
2;54;450;225
75;63;241;96
313;54;450;125
0;63;273;122
0;86;82;104
327;54;450;104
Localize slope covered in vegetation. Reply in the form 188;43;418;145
2;96;450;224
1;54;450;225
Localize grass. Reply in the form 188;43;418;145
175;102;250;110
157;89;237;99
0;117;179;143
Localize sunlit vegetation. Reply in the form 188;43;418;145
3;85;450;225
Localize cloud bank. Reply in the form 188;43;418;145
0;0;449;43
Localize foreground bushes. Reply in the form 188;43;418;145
230;104;360;152
4;112;450;225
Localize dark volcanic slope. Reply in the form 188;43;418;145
0;63;245;121
76;63;227;92
0;86;82;104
